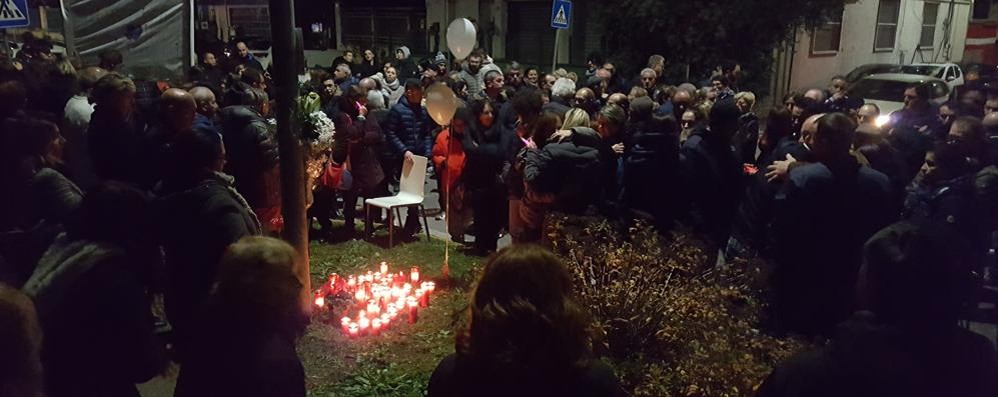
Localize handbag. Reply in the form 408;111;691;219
321;145;353;191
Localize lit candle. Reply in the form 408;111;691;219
380;313;391;327
371;318;382;335
347;275;357;289
417;288;429;307
314;293;325;308
341;317;351;334
406;296;419;324
348;323;359;339
367;300;379;315
410;266;420;283
358;317;370;335
425;281;435;294
329;274;339;289
380;262;389;275
387;305;399;319
355;290;366;304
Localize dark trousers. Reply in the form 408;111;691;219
309;186;336;232
471;184;505;253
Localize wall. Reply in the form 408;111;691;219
788;0;971;90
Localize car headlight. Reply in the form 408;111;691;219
874;115;891;128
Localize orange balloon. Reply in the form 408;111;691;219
426;83;457;126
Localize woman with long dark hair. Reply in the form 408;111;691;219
332;85;385;235
460;100;506;254
428;245;624;397
432;107;476;243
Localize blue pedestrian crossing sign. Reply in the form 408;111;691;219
551;0;571;29
0;0;29;29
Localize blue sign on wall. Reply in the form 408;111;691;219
0;0;29;29
551;0;571;30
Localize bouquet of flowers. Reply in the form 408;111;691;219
296;92;336;180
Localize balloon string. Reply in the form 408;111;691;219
444;124;451;275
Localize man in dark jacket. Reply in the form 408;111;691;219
140;88;197;189
542;77;574;117
679;98;743;250
757;221;998;397
770;113;894;336
88;72;146;186
157;129;260;362
219;84;282;234
623;98;680;232
384;79;432;233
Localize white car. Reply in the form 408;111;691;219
898;63;964;91
848;73;950;123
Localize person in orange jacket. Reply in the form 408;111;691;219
432;108;475;243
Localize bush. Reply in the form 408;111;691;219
546;215;810;396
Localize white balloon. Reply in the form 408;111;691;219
446;18;477;60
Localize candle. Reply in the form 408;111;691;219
347;276;356;289
407;296;419;324
355;289;366;304
329;274;339;289
380;313;391;326
358;310;366;322
358;317;370;335
314;294;325;308
341;317;351;334
348;323;359;339
367;300;379;315
410;266;420;283
380;262;389;275
417;288;429;307
371;318;382;335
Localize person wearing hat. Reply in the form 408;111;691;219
394;46;419;81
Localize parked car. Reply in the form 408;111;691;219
849;73;950;118
898;63;964;90
845;63;901;83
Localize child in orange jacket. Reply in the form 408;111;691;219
432;109;474;242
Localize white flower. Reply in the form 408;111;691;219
310;111;336;146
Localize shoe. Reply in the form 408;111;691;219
435;213;446;221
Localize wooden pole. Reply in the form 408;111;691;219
268;0;311;308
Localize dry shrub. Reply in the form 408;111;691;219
546;215;810;396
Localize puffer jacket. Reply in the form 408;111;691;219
523;127;606;214
219;106;281;209
384;97;433;158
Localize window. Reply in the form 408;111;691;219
811;11;843;55
874;0;901;51
920;2;939;49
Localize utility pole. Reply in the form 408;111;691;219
268;0;311;308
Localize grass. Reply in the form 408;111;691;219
300;225;486;397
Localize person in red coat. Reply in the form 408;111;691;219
432;108;475;242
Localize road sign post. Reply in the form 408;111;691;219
550;0;571;73
0;0;30;29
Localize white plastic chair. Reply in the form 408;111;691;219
364;155;431;247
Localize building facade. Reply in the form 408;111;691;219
772;0;972;101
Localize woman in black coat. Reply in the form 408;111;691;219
332;86;386;234
460;100;508;254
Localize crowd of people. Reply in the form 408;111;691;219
0;29;996;396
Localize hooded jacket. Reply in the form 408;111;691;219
219;105;281;209
395;46;419;81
